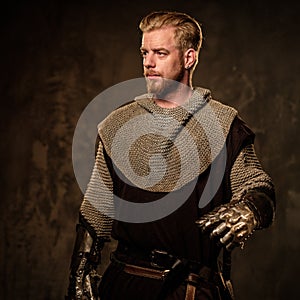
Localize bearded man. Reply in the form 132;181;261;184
66;10;275;300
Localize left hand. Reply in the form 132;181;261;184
196;201;258;250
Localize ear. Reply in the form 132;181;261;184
184;48;197;69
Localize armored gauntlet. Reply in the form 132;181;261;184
196;198;260;251
66;222;104;300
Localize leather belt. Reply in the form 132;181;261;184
124;262;204;300
123;263;170;280
114;243;204;274
110;249;220;300
123;264;202;300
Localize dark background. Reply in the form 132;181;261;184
1;0;299;299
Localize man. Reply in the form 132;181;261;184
66;11;275;300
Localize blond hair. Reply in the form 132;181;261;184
139;11;203;53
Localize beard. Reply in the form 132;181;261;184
145;62;185;99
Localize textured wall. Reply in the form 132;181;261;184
0;1;299;299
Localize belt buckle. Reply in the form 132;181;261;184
150;249;170;269
162;269;170;280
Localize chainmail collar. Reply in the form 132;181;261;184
134;87;211;122
98;86;237;192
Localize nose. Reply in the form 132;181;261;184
143;53;155;69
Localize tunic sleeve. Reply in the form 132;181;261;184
230;144;275;228
79;137;114;240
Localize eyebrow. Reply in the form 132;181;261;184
140;47;170;53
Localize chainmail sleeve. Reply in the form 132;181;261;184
79;137;114;240
230;144;275;228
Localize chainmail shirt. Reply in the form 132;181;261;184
79;87;274;238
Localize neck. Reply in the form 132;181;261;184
154;82;193;108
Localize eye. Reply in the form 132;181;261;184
157;51;167;57
140;50;147;58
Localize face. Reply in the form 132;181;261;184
140;27;186;97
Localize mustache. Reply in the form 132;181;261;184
144;71;161;77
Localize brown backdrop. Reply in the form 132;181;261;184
1;0;299;299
